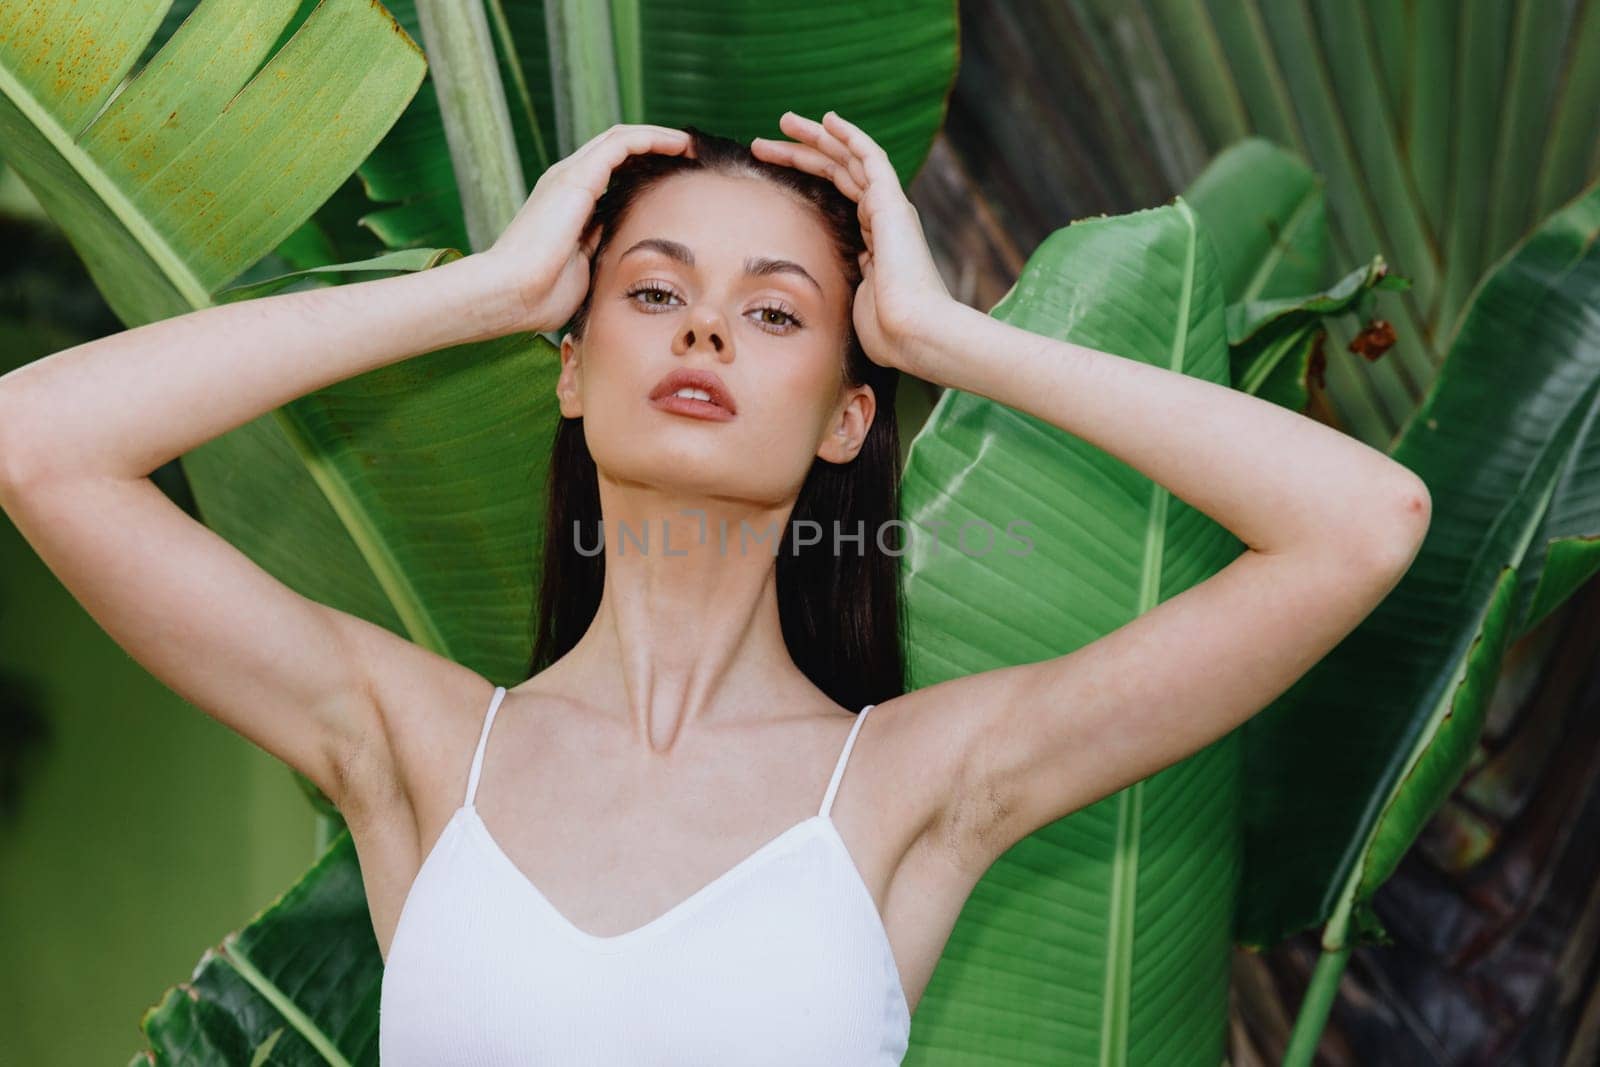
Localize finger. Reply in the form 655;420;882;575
565;125;691;174
778;112;869;191
558;124;693;193
780;111;869;192
590;124;693;161
760;115;881;251
750;138;864;200
813;111;917;245
820;111;901;194
591;123;693;148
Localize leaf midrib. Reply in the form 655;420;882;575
0;55;210;309
1098;201;1199;1067
224;934;353;1067
1240;179;1323;303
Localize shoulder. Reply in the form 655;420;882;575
335;633;500;838
842;685;998;875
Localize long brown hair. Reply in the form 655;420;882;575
527;126;905;713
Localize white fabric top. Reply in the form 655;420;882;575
379;685;910;1064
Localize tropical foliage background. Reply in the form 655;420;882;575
1;1;1597;1064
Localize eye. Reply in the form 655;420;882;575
749;301;805;334
624;281;683;310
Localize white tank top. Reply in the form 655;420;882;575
379;685;911;1064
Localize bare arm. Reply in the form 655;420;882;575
0;252;522;809
910;299;1428;567
898;299;1428;864
0;123;694;812
0;254;521;484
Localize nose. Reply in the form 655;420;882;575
673;304;729;358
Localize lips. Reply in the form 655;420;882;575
648;368;738;415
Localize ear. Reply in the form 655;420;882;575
817;384;875;464
557;332;584;418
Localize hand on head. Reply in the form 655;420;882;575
480;124;696;335
750;111;954;372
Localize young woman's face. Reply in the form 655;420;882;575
558;170;874;506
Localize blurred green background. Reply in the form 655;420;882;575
0;166;318;1066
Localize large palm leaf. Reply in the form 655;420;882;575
897;199;1243;1063
941;1;1600;451
1184;137;1406;412
1238;179;1600;1061
933;10;1600;1057
891;132;1429;1060
358;0;960;253
0;0;422;325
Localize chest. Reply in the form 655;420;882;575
378;811;910;1064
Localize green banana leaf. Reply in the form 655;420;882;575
360;0;960;253
956;1;1600;450
1223;255;1410;410
134;835;382;1065
0;0;424;328
1183;137;1332;301
1183;137;1407;410
215;248;463;304
1238;180;1600;1053
353;0;505;252
890;135;1421;1060
269;175;393;275
128;0;479;253
0;157;48;220
897;198;1243;1063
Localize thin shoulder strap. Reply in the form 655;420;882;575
818;704;877;818
463;685;508;809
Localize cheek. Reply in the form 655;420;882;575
744;342;847;445
792;332;850;406
581;313;657;395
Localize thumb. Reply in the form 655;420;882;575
581;225;602;261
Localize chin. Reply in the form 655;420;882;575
589;431;735;489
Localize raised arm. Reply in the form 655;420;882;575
0;249;524;810
756;111;1430;872
893;298;1428;866
0;124;693;813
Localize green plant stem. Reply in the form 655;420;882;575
1282;939;1352;1066
545;0;623;156
414;0;527;251
315;813;341;857
609;0;643;123
482;0;551;174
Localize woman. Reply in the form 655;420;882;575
0;111;1430;1064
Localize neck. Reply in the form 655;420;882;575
558;480;808;754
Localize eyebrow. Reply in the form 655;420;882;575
619;237;824;297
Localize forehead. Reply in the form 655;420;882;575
607;171;840;289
